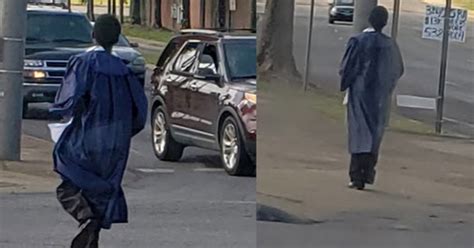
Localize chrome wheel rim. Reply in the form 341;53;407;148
222;123;239;170
153;111;167;155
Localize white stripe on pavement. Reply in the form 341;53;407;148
193;168;225;172
136;168;175;173
396;95;437;110
208;200;256;205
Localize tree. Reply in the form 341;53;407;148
130;0;141;24
154;0;162;28
257;0;300;81
87;0;95;21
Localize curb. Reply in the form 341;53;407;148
0;135;58;193
127;37;167;49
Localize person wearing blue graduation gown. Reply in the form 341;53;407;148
50;15;147;247
339;7;404;190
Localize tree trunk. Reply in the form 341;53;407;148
154;0;162;28
87;0;95;21
257;0;300;81
139;0;146;26
130;0;141;24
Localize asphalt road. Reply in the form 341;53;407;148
1;69;256;248
258;0;474;136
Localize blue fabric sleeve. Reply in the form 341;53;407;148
339;37;361;91
50;55;90;118
127;72;148;137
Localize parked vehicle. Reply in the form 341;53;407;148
27;0;68;9
150;29;256;176
328;0;354;24
23;5;146;115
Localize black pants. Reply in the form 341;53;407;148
349;153;378;184
56;180;101;248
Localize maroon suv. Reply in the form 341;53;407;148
150;30;256;176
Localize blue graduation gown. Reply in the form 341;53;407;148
339;31;404;154
50;50;147;229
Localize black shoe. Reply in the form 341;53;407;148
348;181;365;190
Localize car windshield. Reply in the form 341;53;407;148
26;13;93;45
335;0;354;6
116;35;130;47
223;39;256;80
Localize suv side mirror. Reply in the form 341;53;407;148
130;42;139;48
195;68;222;85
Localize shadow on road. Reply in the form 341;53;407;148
180;154;223;169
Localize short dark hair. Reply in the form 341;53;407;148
94;14;121;48
369;6;389;31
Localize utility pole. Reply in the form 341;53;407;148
435;0;452;134
353;0;377;33
108;0;112;14
0;0;28;161
391;0;401;39
302;0;315;91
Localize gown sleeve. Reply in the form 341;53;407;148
49;55;90;118
127;72;148;137
339;37;361;92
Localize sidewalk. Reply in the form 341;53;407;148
257;81;474;226
0;135;58;193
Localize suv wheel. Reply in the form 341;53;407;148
152;106;184;161
220;117;254;176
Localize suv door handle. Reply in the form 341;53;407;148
189;82;199;91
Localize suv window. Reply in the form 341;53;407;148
173;42;200;73
26;13;93;45
156;39;182;69
223;40;256;80
197;44;219;75
335;0;354;6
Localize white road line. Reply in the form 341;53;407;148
136;168;175;173
396;95;437;110
208;200;256;205
193;168;225;172
443;117;474;129
446;81;458;87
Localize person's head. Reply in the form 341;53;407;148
369;6;389;32
93;14;121;50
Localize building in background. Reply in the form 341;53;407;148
138;0;256;31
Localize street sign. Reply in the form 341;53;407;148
422;5;468;43
229;0;236;11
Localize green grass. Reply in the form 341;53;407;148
259;80;434;135
122;24;174;44
454;0;474;10
141;50;161;65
